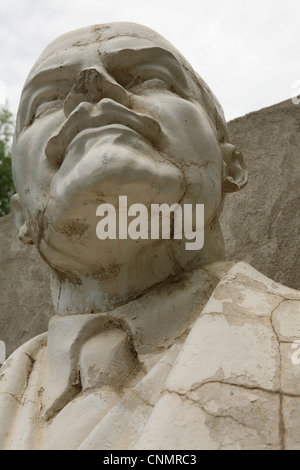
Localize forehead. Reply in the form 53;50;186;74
26;24;189;82
16;24;202;137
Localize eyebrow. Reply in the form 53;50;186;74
102;45;189;89
25;63;78;91
17;64;76;133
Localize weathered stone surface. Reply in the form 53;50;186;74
280;343;300;396
0;214;52;357
165;265;282;394
205;262;283;317
135;392;218;450
282;396;300;450
165;313;280;392
2;260;300;449
222;99;300;291
41;390;119;450
79;329;137;391
1;21;300;451
78;391;152;450
137;382;281;450
273;300;300;342
188;382;281;450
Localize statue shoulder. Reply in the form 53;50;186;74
0;333;47;448
220;261;300;300
0;332;47;387
135;262;300;449
203;260;300;317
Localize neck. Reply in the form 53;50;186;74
50;222;225;316
44;258;233;420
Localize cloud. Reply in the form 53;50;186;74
1;0;299;120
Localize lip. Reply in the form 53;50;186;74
45;98;161;166
67;123;144;154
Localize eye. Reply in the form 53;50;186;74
110;64;182;97
27;87;70;126
127;77;170;93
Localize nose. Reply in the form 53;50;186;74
63;67;130;117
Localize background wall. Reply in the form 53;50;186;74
221;98;300;290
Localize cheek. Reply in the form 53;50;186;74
136;93;223;197
133;93;186;132
200;169;223;222
137;95;223;219
183;164;222;224
12;111;64;211
135;95;220;167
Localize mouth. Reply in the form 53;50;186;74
45;99;161;166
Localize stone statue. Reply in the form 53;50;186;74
1;22;300;450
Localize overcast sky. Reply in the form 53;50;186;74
0;0;299;121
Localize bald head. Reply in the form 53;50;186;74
11;22;247;297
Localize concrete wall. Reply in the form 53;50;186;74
221;99;300;291
0;214;53;357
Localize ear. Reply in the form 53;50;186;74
10;194;34;245
221;143;248;193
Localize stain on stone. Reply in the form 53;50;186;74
59;219;89;238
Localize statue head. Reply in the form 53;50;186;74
10;22;247;313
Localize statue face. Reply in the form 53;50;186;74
12;24;226;276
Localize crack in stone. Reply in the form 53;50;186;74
164;389;272;446
0;392;21;405
169;379;300;399
270;298;287;447
279;394;286;450
200;310;275;321
25;353;35;366
131;390;154;408
165;378;300;449
22;399;37;406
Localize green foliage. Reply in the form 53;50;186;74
0;106;15;216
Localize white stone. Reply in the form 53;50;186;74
187;382;280;450
282;397;300;450
0;21;299;450
273;300;300;341
202;263;282;317
225;263;300;300
42;390;119;450
280;343;300;395
79;329;137;390
135;392;218;450
165;313;280;393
